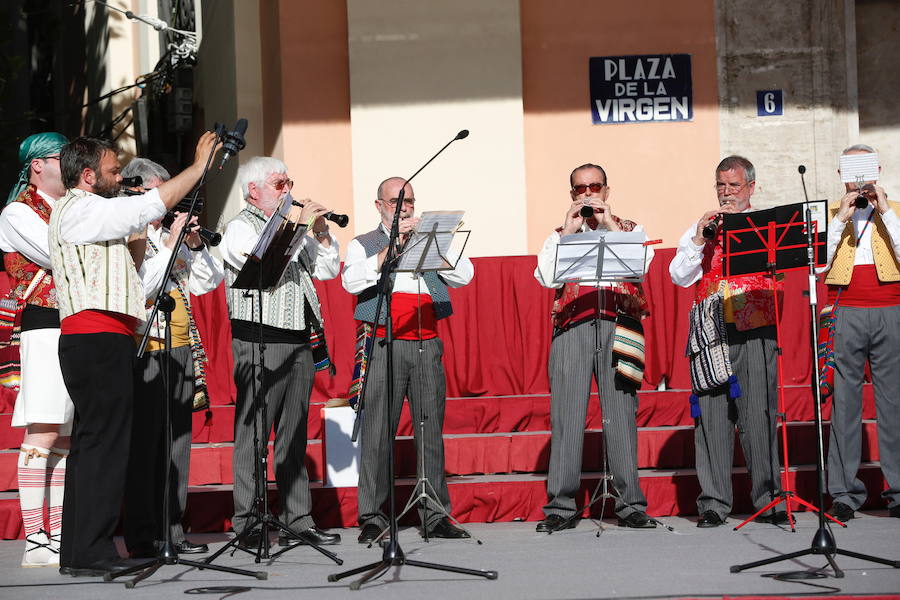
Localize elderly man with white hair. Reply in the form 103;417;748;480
219;156;341;549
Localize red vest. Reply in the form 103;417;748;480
695;230;781;331
551;215;649;329
2;184;58;309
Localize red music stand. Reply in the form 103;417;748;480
719;201;844;531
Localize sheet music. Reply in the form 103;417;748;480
396;210;464;271
554;230;648;283
248;194;294;261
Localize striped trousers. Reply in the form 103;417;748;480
357;337;450;530
544;319;647;519
231;338;315;534
828;304;900;510
694;324;781;518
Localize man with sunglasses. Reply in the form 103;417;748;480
669;155;785;528
534;163;656;532
220;156;342;550
342;177;474;543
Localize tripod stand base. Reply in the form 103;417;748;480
729;525;900;577
329;541;498;590
105;554;266;587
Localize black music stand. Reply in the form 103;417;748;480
549;230;670;534
728;195;899;575
717;202;843;532
201;198;341;567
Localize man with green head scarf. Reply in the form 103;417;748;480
0;131;73;567
6;132;68;206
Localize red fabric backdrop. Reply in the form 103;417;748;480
188;248;827;407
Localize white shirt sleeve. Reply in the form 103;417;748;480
139;244;175;300
303;234;341;281
59;189;166;244
187;247;225;295
219;218;258;272
534;231;563;289
341;238;377;295
669;224;706;287
439;254;474;288
0;203;52;268
880;208;900;259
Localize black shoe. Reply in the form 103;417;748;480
236;529;267;552
827;501;855;522
357;523;384;544
279;526;341;547
889;505;900;518
617;511;657;528
60;557;143;577
174;540;209;554
423;518;471;539
697;510;725;528
536;514;576;533
755;511;790;525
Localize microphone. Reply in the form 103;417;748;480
455;129;469;140
217;118;248;170
798;165;806;175
124;11;168;31
121;176;142;188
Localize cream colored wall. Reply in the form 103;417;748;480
97;0;139;157
346;0;527;256
520;1;721;253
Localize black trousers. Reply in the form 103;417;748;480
124;344;194;550
58;332;136;567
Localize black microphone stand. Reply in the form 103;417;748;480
108;126;266;585
729;166;900;577
329;131;497;590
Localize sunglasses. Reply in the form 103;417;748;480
572;183;606;194
267;179;293;191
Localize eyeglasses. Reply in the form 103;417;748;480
380;197;416;206
715;181;750;193
267;178;293;191
572;183;606;194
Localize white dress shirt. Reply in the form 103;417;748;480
0;189;58;268
219;215;341;281
341;224;474;295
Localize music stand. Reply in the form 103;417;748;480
201;198;341;567
548;230;669;534
329;203;496;589
717;202;844;532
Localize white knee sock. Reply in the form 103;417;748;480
18;444;51;566
47;447;68;557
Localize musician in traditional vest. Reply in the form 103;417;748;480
0;132;72;567
534;163;656;532
48;133;220;577
342;176;474;543
821;145;900;522
117;158;223;557
219;156;342;549
669;155;785;528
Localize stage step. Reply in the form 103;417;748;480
0;462;890;539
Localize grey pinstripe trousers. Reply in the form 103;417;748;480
357;337;450;530
828;304;900;510
544;319;648;519
694;324;782;518
231;338;316;534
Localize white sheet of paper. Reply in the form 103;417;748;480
839;153;879;183
396;210;464;272
554;229;648;283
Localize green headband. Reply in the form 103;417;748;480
6;132;68;206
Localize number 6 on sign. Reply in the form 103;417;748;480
757;89;784;116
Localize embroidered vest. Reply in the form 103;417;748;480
223;205;323;331
695;228;780;331
550;216;648;328
2;184;57;309
351;227;452;325
48;189;146;321
824;201;900;286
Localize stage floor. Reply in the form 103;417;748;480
0;512;898;600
